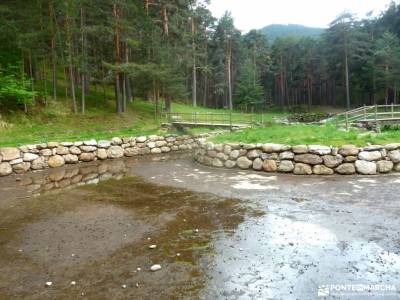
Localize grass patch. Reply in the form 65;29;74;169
211;124;400;147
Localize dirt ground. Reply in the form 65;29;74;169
0;154;399;299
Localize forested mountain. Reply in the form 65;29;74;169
1;0;400;114
260;24;325;41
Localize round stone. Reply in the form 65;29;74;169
48;155;65;168
237;157;253;169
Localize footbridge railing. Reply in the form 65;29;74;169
335;104;400;130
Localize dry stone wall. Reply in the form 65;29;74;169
0;134;205;177
194;142;400;175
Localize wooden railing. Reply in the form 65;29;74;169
335;104;400;130
161;112;262;129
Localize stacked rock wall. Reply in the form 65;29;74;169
0;134;204;177
194;142;400;175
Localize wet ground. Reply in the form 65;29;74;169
0;154;399;299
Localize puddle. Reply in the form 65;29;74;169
0;157;258;299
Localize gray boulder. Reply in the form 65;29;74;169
355;160;377;175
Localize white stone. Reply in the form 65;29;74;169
98;140;111;148
358;151;382;161
136;136;147;143
23;153;39;162
308;145;332;155
150;264;162;272
355;160;377;175
83;139;97;146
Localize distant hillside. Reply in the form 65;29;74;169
260;24;325;42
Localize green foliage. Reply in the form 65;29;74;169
234;58;264;106
0;65;34;107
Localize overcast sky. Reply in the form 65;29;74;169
208;0;395;32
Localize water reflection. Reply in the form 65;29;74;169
0;153;189;201
0;154;256;299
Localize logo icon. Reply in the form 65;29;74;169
318;285;330;297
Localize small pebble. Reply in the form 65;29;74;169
122;284;127;289
150;264;162;272
147;237;151;240
136;283;140;288
137;267;141;271
71;253;75;257
70;281;76;285
45;281;52;287
149;245;157;249
18;249;23;252
195;229;199;233
176;253;181;257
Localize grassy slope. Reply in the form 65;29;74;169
211;125;400;147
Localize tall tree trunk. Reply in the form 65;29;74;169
49;0;57;101
191;17;197;107
344;39;351;110
113;3;122;114
80;7;86;114
227;39;233;110
66;2;77;113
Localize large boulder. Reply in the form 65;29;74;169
313;165;334;175
23;153;39;162
31;157;46;170
69;146;82;155
98;140;111;148
212;158;224;168
230;150;240;160
123;148;139;157
262;143;290;153
107;146;124;159
377;160;394;173
263;160;277;172
279;151;295;160
48;155;65;168
292;145;308;154
224;160;236;169
252;158;263;171
56;146;69;155
294;163;312;175
308;145;332;155
97;149;108;160
278;160;294;173
358;151;382;161
322;155;343;168
12;162;31;174
79;152;96;162
247;149;262;159
80;146;97;152
355;160;377;175
388;150;400;163
0;162;12;176
335;163;356;175
385;143;400;151
237;157;253;169
294;154;323;165
83;139;97;146
338;145;359;156
64;154;79;164
136;136;147;143
0;147;20;161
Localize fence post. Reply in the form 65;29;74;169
375;104;378;131
392;103;394;119
229;110;232;131
345;112;349;131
